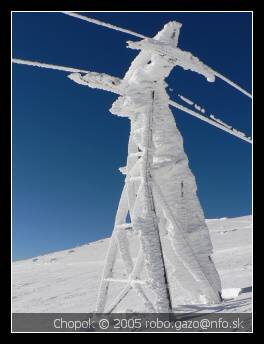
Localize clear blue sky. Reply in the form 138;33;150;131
12;12;252;261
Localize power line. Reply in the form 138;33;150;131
214;71;252;99
62;12;147;39
12;58;90;74
63;12;252;99
169;100;252;144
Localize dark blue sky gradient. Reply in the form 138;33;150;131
12;12;252;260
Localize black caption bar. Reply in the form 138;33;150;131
12;313;252;332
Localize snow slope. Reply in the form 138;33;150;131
12;215;252;313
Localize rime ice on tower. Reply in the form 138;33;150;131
69;21;222;312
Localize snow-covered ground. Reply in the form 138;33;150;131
12;215;252;313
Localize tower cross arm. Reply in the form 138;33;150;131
126;38;215;82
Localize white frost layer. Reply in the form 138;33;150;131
178;94;194;106
178;94;206;114
12;58;90;74
127;38;215;82
63;12;147;40
194;104;201;111
108;21;223;307
210;115;232;129
233;128;246;137
68;72;123;95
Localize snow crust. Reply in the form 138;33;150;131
12;216;252;313
221;288;241;300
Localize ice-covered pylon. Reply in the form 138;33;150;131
69;21;222;312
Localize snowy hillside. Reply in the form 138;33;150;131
12;215;252;313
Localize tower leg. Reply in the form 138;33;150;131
96;184;132;312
